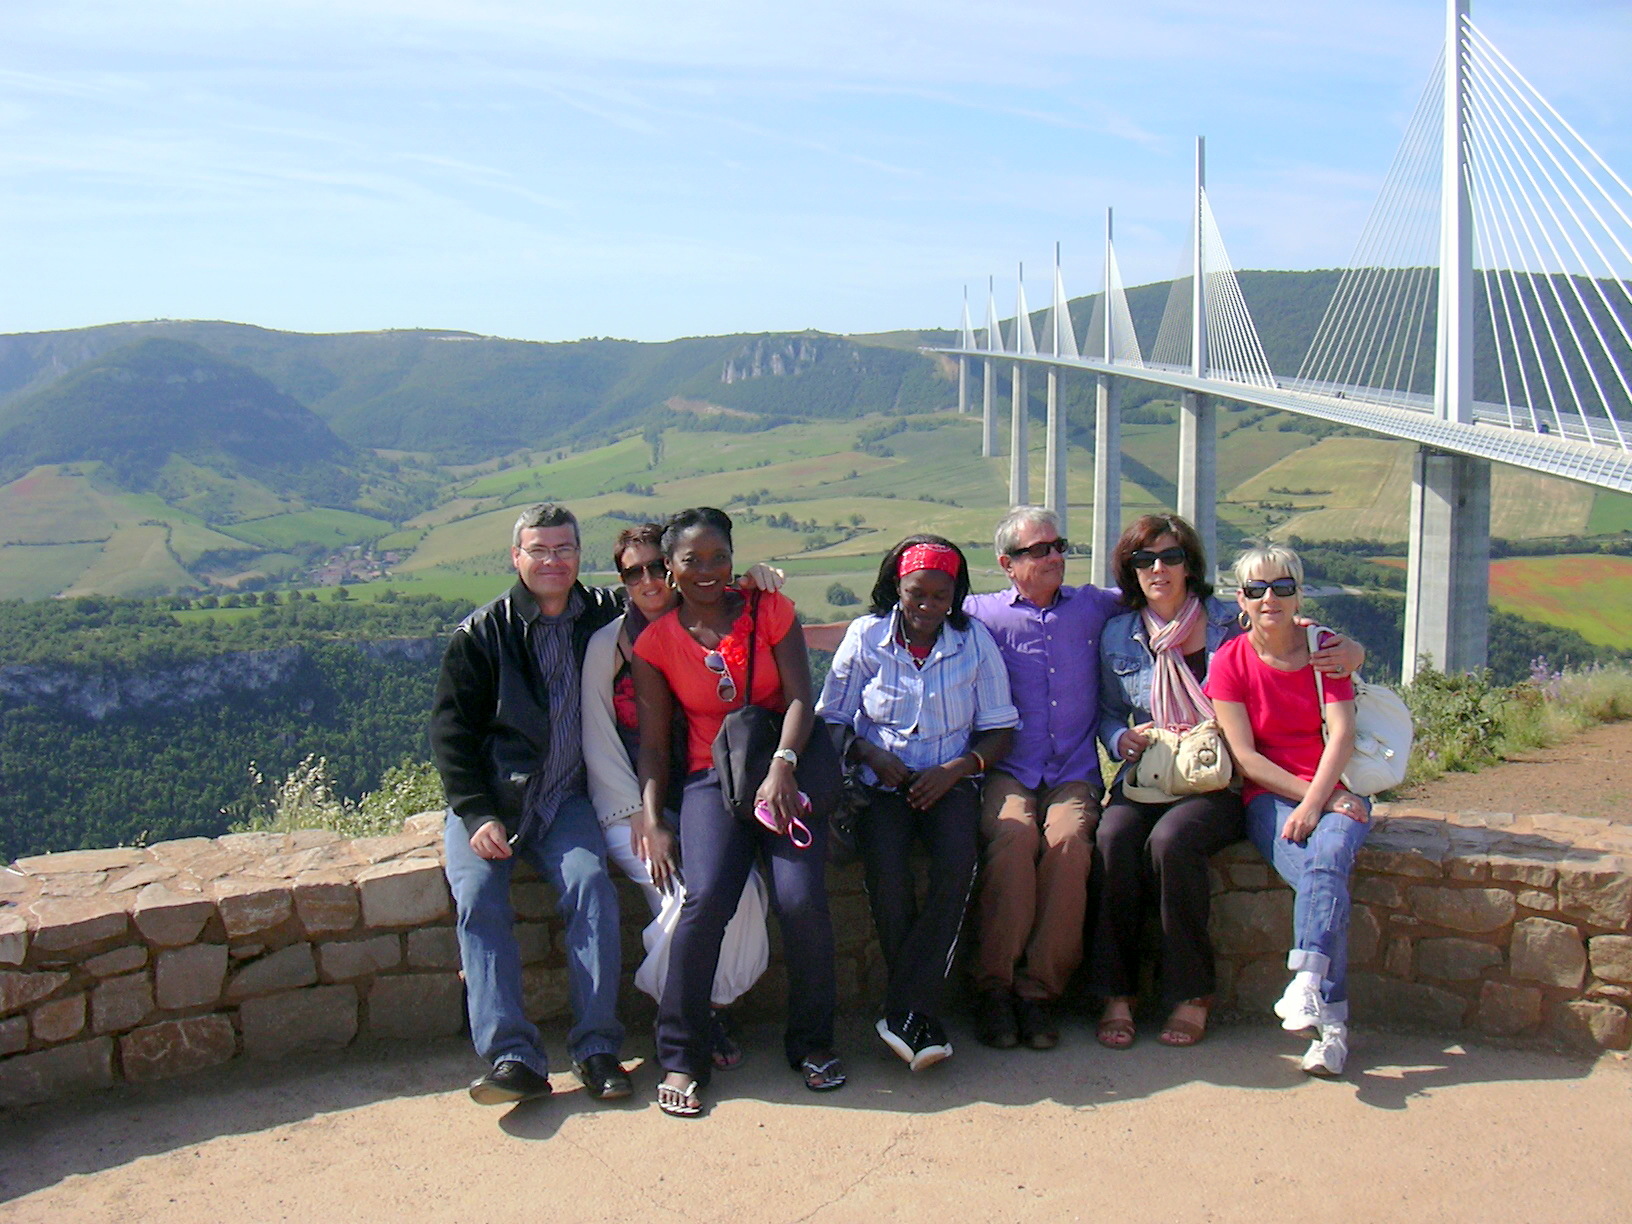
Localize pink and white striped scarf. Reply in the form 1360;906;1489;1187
1142;596;1214;731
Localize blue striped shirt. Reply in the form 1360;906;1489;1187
816;610;1019;787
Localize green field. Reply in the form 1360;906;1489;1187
1489;555;1632;648
223;508;396;550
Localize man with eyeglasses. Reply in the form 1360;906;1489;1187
429;502;633;1107
962;505;1122;1051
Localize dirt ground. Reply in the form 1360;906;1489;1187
1395;717;1632;824
1;1018;1628;1224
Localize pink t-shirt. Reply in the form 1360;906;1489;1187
1203;633;1354;804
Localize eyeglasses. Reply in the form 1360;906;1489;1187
1007;537;1069;560
518;544;580;563
619;560;666;584
703;650;737;702
1240;577;1298;600
1131;546;1188;570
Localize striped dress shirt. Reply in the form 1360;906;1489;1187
816;610;1019;787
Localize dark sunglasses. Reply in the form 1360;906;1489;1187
1131;546;1188;570
1007;537;1069;560
1240;577;1298;600
618;560;666;584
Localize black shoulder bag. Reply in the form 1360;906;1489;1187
711;591;844;822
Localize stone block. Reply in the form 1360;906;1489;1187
1589;935;1632;985
1588;980;1632;1003
521;964;571;1019
1227;863;1272;890
120;1015;238;1082
1348;904;1381;966
1551;999;1631;1052
28;898;130;953
15;848;145;874
510;881;553;922
1353;877;1405;910
406;927;461;970
1556;857;1632;931
1348;973;1469;1030
0;1037;114;1107
226;943;317;1000
1229;958;1288;1015
92;972;154;1035
367;973;463;1039
31;993;86;1043
107;864;176;893
515;923;549;966
217;831;287;856
1416;938;1502;982
0;1015;26;1055
1;970;70;1016
1510;917;1587;989
1476;981;1541;1037
357;860;450;928
0;912;27;965
84;945;148;977
1444;857;1489;882
155;944;228;1010
318;935;402;981
1486;855;1558;889
1408;886;1516;934
402;811;444;837
230;944;264;960
1209;890;1294;956
1517;890;1556;912
239;985;358;1060
1384;938;1413;980
212;880;294;939
132;885;215;947
293;878;360;936
1356;846;1443;880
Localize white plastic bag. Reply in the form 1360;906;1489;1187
634;866;770;1007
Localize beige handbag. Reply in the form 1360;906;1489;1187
1120;719;1234;805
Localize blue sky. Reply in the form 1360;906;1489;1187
2;0;1628;343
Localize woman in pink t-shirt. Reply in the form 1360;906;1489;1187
1205;542;1370;1077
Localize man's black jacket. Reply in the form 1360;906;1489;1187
429;579;622;840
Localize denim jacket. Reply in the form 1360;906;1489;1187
1096;596;1240;757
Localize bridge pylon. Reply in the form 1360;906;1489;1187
981;277;1000;459
1177;137;1218;572
1009;266;1034;505
1405;0;1489;680
1091;208;1123;588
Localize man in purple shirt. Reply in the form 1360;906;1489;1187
963;505;1120;1050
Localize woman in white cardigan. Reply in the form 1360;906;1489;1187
582;523;772;1069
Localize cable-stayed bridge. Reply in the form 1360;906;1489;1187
930;0;1632;680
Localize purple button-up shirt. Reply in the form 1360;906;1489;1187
964;582;1123;792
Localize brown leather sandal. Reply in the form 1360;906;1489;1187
1157;997;1213;1047
1096;998;1137;1050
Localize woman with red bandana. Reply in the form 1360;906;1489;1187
816;535;1017;1071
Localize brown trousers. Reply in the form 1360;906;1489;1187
975;771;1100;1001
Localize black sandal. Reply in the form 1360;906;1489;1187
798;1052;847;1092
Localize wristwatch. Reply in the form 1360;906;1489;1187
771;748;799;768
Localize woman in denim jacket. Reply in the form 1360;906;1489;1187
1091;515;1362;1049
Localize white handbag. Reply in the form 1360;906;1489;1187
1308;626;1414;795
634;865;770;1007
1120;719;1234;805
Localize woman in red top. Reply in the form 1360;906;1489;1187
632;507;841;1116
1205;542;1369;1078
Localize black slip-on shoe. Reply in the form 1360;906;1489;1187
574;1052;634;1101
468;1060;553;1105
976;988;1021;1049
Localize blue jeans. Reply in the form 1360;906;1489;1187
1243;792;1372;1020
443;795;624;1074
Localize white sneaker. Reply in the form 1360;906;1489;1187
1301;1023;1348;1077
1274;972;1326;1033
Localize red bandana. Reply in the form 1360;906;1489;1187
898;542;961;580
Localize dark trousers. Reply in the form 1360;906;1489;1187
655;769;836;1085
857;781;980;1019
1087;782;1244;1006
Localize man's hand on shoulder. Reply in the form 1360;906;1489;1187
470;820;513;860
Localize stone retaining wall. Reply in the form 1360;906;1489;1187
1;806;1628;1108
